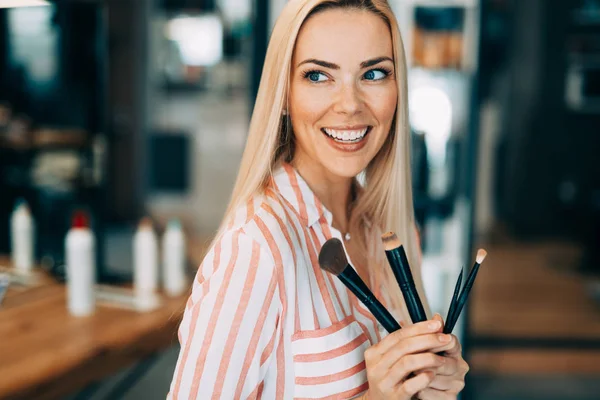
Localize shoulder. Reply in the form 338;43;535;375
221;190;302;271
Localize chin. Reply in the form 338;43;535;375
323;157;369;180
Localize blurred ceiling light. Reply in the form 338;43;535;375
409;86;452;166
165;14;223;67
0;0;50;8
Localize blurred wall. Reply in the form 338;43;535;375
105;0;152;222
500;0;600;240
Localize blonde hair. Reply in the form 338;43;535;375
215;0;429;318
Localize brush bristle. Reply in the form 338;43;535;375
476;249;487;264
318;238;349;276
381;231;402;251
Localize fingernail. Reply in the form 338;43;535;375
429;321;441;330
439;334;451;342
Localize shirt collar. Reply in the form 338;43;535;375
271;162;333;228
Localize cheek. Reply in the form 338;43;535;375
289;85;330;133
370;87;398;123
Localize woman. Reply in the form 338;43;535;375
169;0;469;398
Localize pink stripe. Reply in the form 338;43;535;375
246;198;255;224
293;334;368;362
276;317;286;399
254;217;287;316
352;294;380;344
189;231;242;399
291;316;355;340
282;163;309;224
281;166;338;323
234;272;278;398
310;223;344;319
172;240;222;399
261;201;301;332
254;217;288;398
320;216;380;344
266;189;321;330
260;323;278;366
295;360;365;385
211;241;262;398
295;382;369;400
247;381;264;399
304;225;339;323
319;217;350;316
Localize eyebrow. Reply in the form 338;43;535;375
297;56;393;69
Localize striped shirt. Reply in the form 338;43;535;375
169;163;406;399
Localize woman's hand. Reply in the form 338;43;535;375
414;314;470;399
361;320;451;400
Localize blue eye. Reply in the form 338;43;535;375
305;71;328;82
364;69;389;80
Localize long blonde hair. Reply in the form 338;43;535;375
215;0;429;318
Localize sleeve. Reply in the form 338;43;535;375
168;229;281;399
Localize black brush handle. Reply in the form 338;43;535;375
338;266;401;333
444;269;463;334
446;262;481;333
385;246;427;323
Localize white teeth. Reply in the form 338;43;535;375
323;128;368;142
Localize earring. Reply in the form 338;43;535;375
282;109;288;116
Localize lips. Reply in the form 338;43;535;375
321;126;371;143
320;126;372;153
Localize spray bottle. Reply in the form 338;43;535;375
162;218;187;296
65;210;96;316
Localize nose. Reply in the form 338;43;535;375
332;81;363;116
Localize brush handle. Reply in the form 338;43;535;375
443;269;463;334
446;262;481;333
385;247;427;323
338;266;401;333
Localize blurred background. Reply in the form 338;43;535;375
0;0;599;399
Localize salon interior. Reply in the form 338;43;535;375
0;0;599;399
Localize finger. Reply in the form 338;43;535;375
378;333;452;371
427;374;456;391
396;371;435;398
430;334;459;354
432;313;444;332
379;353;445;390
433;356;459;376
415;357;459;378
376;320;443;354
428;374;466;393
443;336;462;356
415;388;456;400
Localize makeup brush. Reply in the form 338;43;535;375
382;232;427;323
318;238;401;333
443;269;463;334
445;249;488;333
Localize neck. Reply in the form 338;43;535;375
290;157;353;233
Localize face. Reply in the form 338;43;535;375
289;8;397;179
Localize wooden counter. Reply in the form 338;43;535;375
468;240;600;374
0;260;188;399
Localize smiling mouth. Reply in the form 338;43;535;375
321;126;372;143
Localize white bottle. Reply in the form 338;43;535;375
162;219;187;296
10;199;35;273
65;211;96;316
134;217;158;304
